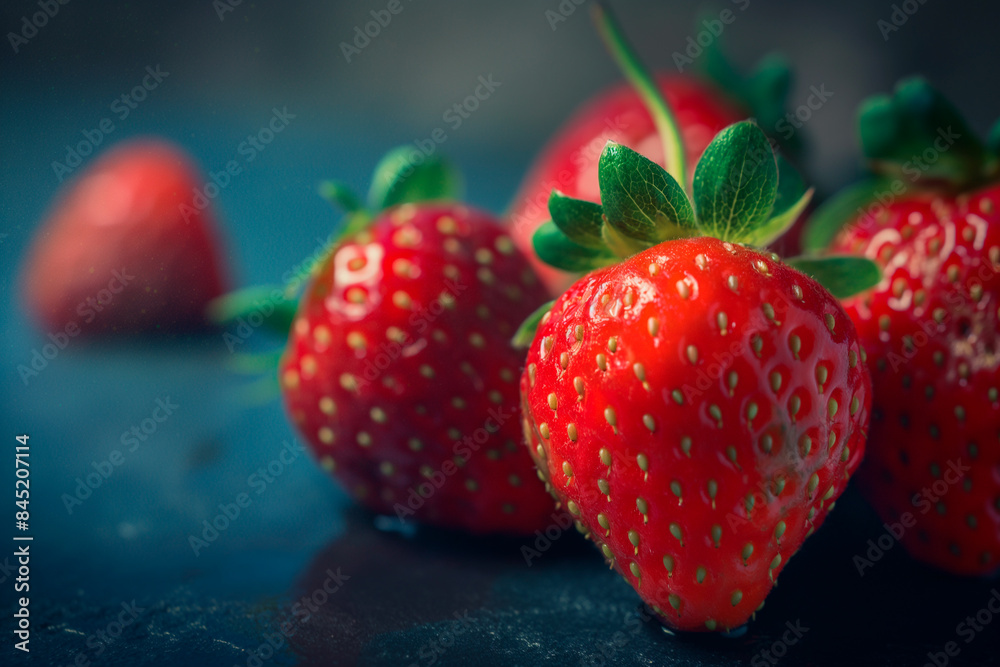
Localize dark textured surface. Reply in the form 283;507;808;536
3;1;1000;665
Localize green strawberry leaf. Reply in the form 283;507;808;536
859;77;987;188
801;178;899;252
367;146;463;210
771;155;806;218
693;121;779;242
988;117;1000;162
699;41;802;159
601;220;657;258
512;300;555;350
597;142;697;245
744;55;794;136
318;181;363;213
785;255;882;299
206;285;298;337
744;187;813;248
533;221;617;272
739;155;812;247
548;191;607;250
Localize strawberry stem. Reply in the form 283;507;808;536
592;1;687;189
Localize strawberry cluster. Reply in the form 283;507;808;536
18;1;999;640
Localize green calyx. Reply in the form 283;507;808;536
784;256;882;300
803;77;999;253
530;131;879;302
699;39;802;160
527;2;880;314
859;77;994;188
535;5;812;273
208;146;463;334
365;145;464;211
533;122;813;273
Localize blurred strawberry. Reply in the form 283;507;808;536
804;78;1000;575
20;139;230;335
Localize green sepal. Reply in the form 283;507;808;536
746;187;813;248
229;350;285;375
785;255;882;299
744;55;793;129
771;155;807;218
367;146;464;210
699;39;802;158
693;121;779;242
859;77;987;188
597;141;697;244
601;220;656;258
988;117;1000;162
533;221;617;273
548;190;606;250
318;181;363;213
512;300;555;350
801;178;900;253
206;285;297;337
235;373;282;407
742;155;812;247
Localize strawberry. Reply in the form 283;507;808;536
274;149;556;535
516;7;877;632
20;139;230;334
507;36;802;295
804;78;1000;575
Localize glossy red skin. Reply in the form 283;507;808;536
521;237;871;631
280;203;556;535
20;139;229;334
831;183;1000;575
507;75;746;295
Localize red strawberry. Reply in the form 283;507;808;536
522;236;872;632
508;47;801;295
20;139;230;334
515;11;877;629
277;150;556;535
807;78;1000;575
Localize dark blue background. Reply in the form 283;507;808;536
2;1;999;665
